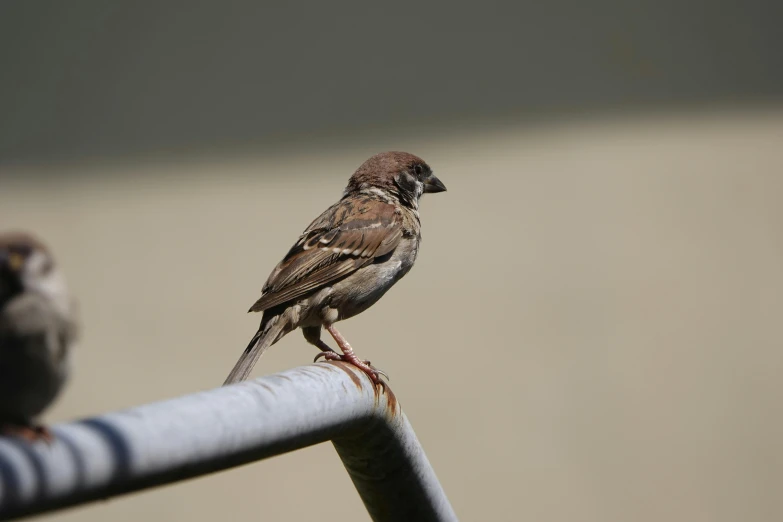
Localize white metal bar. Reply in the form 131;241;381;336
0;361;457;522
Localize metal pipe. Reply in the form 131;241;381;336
0;362;457;522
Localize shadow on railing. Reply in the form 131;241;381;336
0;362;457;522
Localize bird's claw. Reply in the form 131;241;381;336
314;352;389;383
369;364;390;382
313;350;342;363
356;362;390;386
1;423;53;443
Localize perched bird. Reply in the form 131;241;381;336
224;151;446;385
0;233;77;441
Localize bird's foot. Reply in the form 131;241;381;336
314;351;389;384
313;346;340;363
1;423;53;443
321;324;389;385
313;349;341;363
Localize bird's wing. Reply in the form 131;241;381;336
249;197;403;312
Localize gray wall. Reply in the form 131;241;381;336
1;0;781;164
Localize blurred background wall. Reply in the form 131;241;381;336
1;2;782;521
1;0;781;165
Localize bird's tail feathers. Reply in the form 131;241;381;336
223;316;287;385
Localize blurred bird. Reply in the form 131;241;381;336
224;151;446;385
0;233;77;441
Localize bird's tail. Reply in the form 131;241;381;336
223;315;288;385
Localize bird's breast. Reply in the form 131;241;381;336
329;237;419;321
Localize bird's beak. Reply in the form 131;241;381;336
423;175;447;193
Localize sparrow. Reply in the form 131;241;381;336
224;151;446;385
0;233;77;441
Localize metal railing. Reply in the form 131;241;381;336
0;361;457;521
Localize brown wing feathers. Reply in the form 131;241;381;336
248;198;402;313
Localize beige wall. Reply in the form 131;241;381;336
2;107;782;521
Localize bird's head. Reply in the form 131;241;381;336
0;233;62;305
345;151;446;208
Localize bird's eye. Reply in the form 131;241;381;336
413;164;423;176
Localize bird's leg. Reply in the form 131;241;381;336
324;324;388;383
312;339;342;362
1;421;53;443
303;326;341;362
